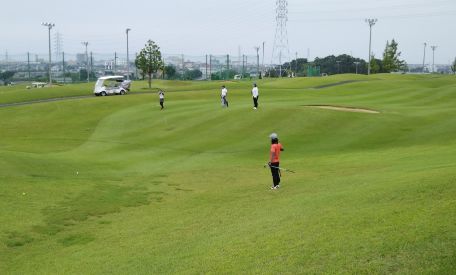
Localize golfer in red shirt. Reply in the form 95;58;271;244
269;133;284;189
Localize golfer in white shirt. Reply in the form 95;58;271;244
252;83;259;109
158;90;165;110
221;85;229;107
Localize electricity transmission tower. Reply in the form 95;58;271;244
81;42;89;82
271;0;290;77
54;32;63;61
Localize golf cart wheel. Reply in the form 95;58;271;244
101;91;107;96
120;90;126;95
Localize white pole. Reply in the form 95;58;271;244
365;19;377;75
42;22;55;85
126;28;131;80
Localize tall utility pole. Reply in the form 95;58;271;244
42;22;55;85
135;52;138;79
209;55;212;80
238;46;242;72
27;52;31;80
5;50;9;71
114;52;117;74
365;18;377;75
182;54;184;80
126;28;131;80
81;42;89;82
62;52;65;84
162;58;165;79
431;45;437;73
205;54;208;80
422;42;427;73
242;54;245;76
90;52;93;81
62;52;66;84
254;46;260;78
226;54;230;80
262;41;265;76
272;0;290;77
354;61;360;74
295;52;298;76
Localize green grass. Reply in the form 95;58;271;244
1;74;456;274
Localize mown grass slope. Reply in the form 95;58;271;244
1;74;455;274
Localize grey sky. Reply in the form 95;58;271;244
1;0;455;64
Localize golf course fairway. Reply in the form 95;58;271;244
1;74;455;274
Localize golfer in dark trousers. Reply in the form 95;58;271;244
269;133;284;189
221;85;228;107
252;83;259;109
158;90;165;110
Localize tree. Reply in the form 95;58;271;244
211;69;237;80
382;39;406;72
283;58;308;76
183;69;202;80
369;55;381;74
164;65;177;79
451;58;456;74
313;55;367;75
0;71;15;84
135;40;163;88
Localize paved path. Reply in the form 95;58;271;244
0;92;152;108
312;80;363;89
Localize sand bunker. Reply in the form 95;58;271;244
303;105;380;114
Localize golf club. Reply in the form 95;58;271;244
264;163;296;173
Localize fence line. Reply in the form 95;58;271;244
0;52;269;82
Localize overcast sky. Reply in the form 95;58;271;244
1;0;455;64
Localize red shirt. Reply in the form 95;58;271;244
270;143;282;163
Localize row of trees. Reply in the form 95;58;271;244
267;38;408;76
134;39;453;87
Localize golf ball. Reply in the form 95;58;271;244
22;192;26;195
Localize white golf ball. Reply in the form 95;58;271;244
22;192;26;195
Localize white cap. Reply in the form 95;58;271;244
270;133;278;140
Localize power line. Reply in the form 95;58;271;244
289;10;456;23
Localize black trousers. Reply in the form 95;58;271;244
253;96;258;108
222;96;228;107
270;162;280;186
160;99;164;109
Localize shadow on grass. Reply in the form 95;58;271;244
3;182;166;248
58;233;96;247
32;184;155;236
4;231;34;248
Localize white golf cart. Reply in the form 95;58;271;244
94;76;131;96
